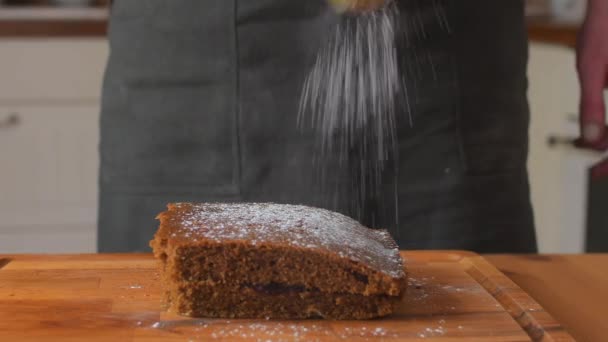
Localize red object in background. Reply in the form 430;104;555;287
574;130;608;152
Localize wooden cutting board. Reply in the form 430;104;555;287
0;251;573;341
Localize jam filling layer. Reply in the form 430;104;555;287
246;282;310;296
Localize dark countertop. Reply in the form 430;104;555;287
0;8;580;47
0;7;107;37
527;15;580;49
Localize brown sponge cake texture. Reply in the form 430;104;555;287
151;203;407;320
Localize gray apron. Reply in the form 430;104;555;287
99;0;537;253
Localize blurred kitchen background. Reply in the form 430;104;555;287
0;0;606;254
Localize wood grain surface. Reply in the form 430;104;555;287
0;252;573;341
488;254;608;342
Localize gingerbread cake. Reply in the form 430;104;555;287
150;203;407;319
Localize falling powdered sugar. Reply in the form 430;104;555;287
298;0;405;226
298;0;404;163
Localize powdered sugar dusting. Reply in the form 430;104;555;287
162;203;404;278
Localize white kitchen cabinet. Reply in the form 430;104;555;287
0;39;107;102
0;39;107;253
527;42;607;253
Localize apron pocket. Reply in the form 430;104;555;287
148;0;230;31
123;82;240;195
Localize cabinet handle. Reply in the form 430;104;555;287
0;113;20;128
547;134;575;148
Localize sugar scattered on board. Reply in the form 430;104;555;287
145;319;407;341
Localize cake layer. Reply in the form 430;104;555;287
154;240;404;297
167;282;399;320
154;203;405;279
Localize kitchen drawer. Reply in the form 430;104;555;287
0;39;107;102
0;104;99;228
0;223;96;254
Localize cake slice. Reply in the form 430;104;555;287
150;203;407;319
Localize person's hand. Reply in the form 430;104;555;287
576;0;608;150
328;0;388;13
